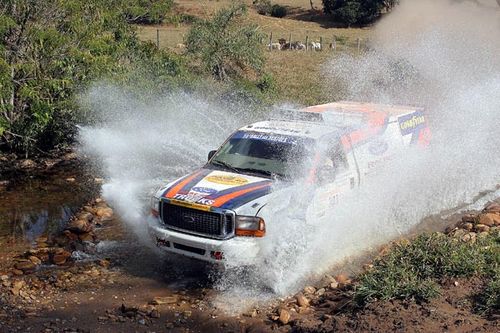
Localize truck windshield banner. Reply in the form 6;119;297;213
232;131;299;144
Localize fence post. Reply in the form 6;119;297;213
305;35;308;51
269;32;273;51
320;36;323;51
357;38;361;54
156;29;160;48
289;33;292;50
332;36;336;52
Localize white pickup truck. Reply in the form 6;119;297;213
148;102;431;264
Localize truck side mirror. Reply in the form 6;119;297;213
208;150;217;161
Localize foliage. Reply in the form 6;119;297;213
0;0;185;155
185;4;265;81
355;232;499;305
322;0;397;26
271;4;287;18
253;0;273;15
123;0;174;24
476;269;499;315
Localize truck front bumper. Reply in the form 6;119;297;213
148;218;260;265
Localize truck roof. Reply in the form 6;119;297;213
239;101;424;140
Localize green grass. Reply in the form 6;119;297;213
135;0;371;106
355;231;500;308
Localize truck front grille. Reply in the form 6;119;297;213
160;202;234;239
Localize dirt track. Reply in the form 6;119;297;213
0;159;498;332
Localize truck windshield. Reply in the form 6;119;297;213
209;131;314;178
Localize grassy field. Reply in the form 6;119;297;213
136;0;371;105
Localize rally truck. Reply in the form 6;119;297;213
148;101;431;263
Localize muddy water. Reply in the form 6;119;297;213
0;167;97;247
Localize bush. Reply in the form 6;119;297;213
253;0;272;15
271;4;287;18
186;4;265;81
477;269;500;315
0;0;187;155
124;0;174;24
322;0;396;26
355;232;499;305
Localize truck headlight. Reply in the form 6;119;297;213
235;216;265;237
151;196;161;217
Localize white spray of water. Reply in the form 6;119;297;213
79;86;261;239
241;0;500;296
79;0;500;310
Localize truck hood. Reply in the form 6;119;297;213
161;168;273;210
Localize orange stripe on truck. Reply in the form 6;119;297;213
212;184;270;207
164;170;202;198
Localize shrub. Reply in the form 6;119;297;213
186;4;265;81
123;0;174;24
271;4;287;18
253;0;272;15
322;0;396;26
355;232;499;305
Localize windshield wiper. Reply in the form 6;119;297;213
236;167;284;179
210;160;241;174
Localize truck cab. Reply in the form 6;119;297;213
148;102;431;264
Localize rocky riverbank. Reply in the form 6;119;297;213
0;178;498;332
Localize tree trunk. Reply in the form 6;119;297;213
310;0;315;10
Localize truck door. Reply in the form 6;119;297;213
307;138;359;220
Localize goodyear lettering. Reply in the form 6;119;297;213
398;111;425;135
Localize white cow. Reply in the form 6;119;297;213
309;42;321;51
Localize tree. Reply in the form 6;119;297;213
322;0;397;26
0;0;183;155
185;4;265;81
123;0;174;24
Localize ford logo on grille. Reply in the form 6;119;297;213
182;215;195;224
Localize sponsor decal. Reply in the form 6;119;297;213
191;187;217;195
168;199;212;211
206;174;249;186
398;111;425;135
173;193;215;206
233;131;299;144
368;139;389;156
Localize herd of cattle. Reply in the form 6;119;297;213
268;38;324;51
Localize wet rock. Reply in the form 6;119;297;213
12;269;23;276
78;232;94;242
462;222;474;231
19;159;36;169
483;202;500;213
150;296;178;305
461;214;476;224
303;286;316;294
28;256;42;265
0;180;10;191
95;207;113;221
183;310;192;318
97;259;110;268
296;294;309;308
0;275;9;281
11;280;25;295
52;250;72;265
150;309;160;318
475;224;490;233
460;232;477;243
279;309;291;325
66;219;92;234
14;260;36;272
77;211;94;222
479;213;500;227
315;288;326;296
335;274;351;288
65;177;76;182
63;230;79;241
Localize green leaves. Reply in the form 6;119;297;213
0;0;183;154
355;232;500;305
186;4;265;81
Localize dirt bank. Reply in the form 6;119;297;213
0;167;498;332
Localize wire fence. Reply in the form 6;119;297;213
151;28;371;54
